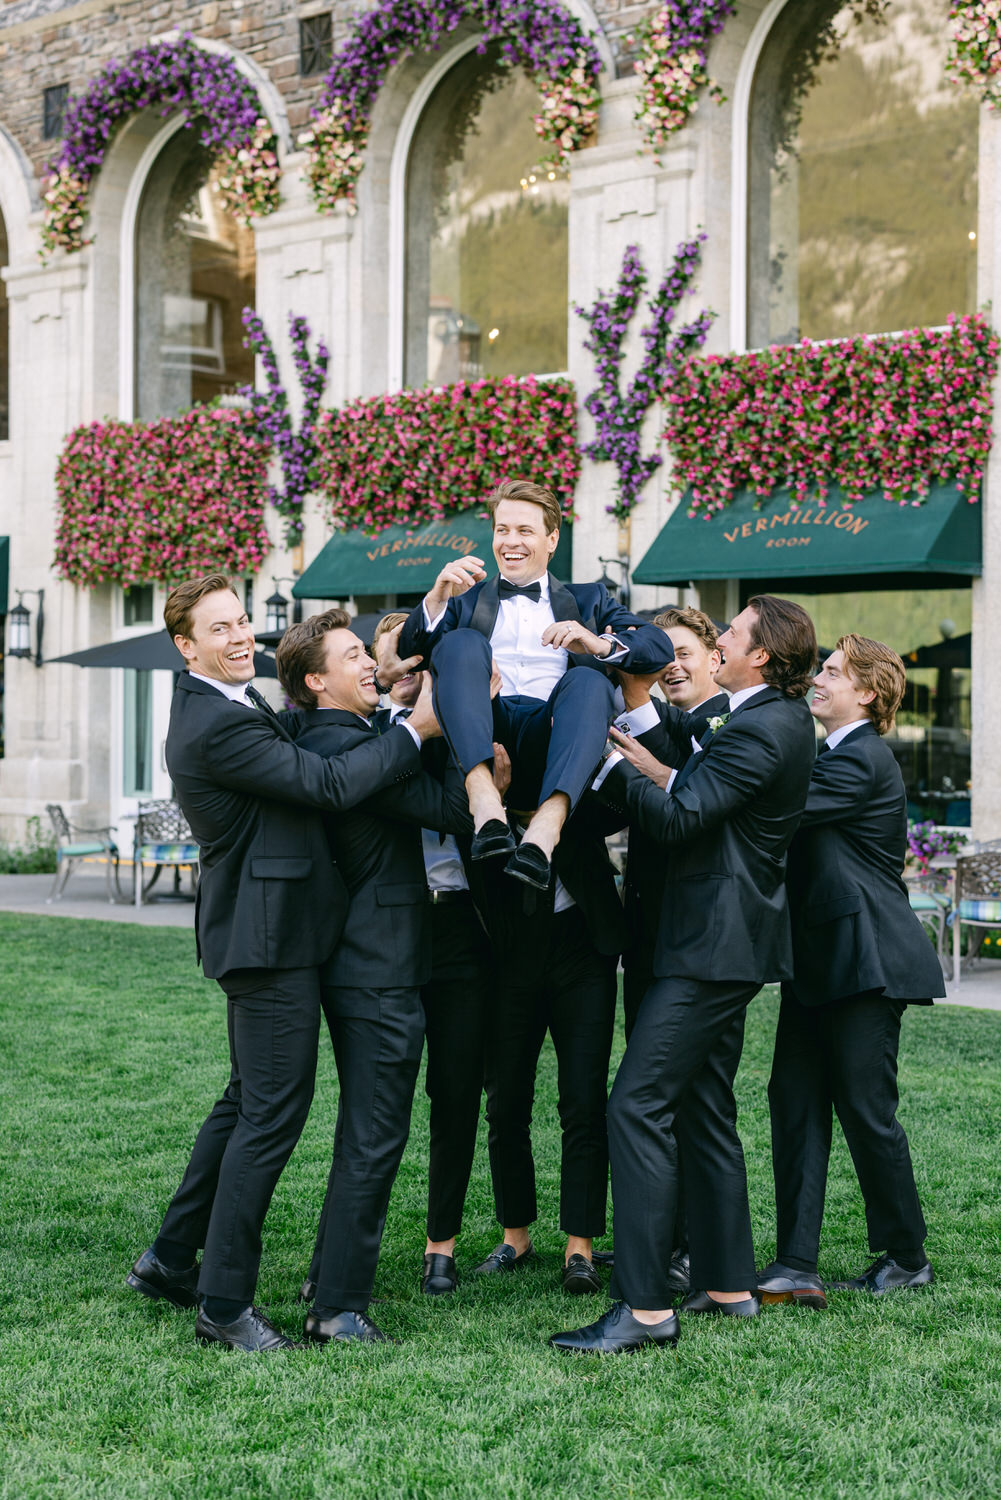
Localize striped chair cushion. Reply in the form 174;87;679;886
958;899;1001;923
909;893;947;913
136;842;200;864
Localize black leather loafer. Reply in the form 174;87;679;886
473;1241;538;1274
550;1301;679;1354
682;1290;760;1318
196;1305;299;1351
470;819;517;861
126;1247;200;1310
422;1252;458;1296
562;1254;601;1295
504;843;552;890
757;1261;827;1309
304;1308;393;1344
826;1254;934;1294
665;1250;691;1298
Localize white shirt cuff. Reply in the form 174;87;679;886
423;600;448;632
398;721;422;751
665;767;677;792
601;637;627;662
613;700;660;737
591;750;624;791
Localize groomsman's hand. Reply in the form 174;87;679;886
492;743;512;798
373;622;424;686
408;675;442;741
424;556;487;616
489;658;503;699
541;620;614;657
618;669;661;710
609;725;673;789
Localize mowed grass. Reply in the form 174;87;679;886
0;913;999;1500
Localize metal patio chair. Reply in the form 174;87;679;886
951;843;1001;985
45;803;119;903
132;799;200;906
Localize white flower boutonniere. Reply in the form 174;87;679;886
707;713;730;734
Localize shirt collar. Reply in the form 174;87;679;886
188;670;252;705
727;683;769;714
823;718;871;751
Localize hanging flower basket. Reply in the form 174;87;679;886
41;33;281;258
946;1;1001;108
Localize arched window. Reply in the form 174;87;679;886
134;125;256;419
404;45;569;387
0;205;8;441
747;0;979;347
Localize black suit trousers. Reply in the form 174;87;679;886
484;905;616;1237
608;976;759;1306
768;985;927;1266
157;965;322;1302
309;984;425;1311
422;897;493;1242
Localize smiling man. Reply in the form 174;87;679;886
126;576;433;1352
398;479;673;890
275;610;472;1345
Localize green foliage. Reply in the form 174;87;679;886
0;816;57;875
1;913;999;1498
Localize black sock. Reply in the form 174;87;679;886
778;1253;818;1274
887;1247;926;1272
310;1305;342;1320
202;1296;249;1324
153;1236;197;1270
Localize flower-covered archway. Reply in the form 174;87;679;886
302;0;604;212
41;33;282;258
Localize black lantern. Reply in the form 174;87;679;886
7;589;45;667
597;557;630;610
265;587;289;634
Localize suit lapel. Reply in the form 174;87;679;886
469;575;502;639
549;578;586;628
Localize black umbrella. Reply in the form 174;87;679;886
49;628;278;678
904;632;971;670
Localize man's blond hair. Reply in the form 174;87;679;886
836;633;907;736
652;605;719;654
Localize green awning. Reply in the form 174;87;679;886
632;482;981;593
0;537;8;615
293;514;572;598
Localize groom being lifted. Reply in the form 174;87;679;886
398;479;673;890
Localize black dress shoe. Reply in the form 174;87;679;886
504;843;552;890
682;1290;760;1318
422;1253;458;1296
304;1308;393;1344
756;1261;828;1309
826;1254;934;1294
665;1250;691;1298
550;1301;680;1354
196;1305;299;1351
473;1241;538;1274
562;1254;601;1295
297;1278;316;1304
126;1247;200;1309
470;819;517;861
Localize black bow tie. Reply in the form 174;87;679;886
498;578;542;602
394;708;412;722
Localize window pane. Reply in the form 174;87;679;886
405;50;568;386
134;130;256;419
123;585;154;626
749;0;979;345
123;669;153;796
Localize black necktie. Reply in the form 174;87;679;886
498;578;542;602
817;742;830;756
394;708;412;721
246;685;279;720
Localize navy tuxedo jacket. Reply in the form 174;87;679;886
398;573;673;681
786;723;944;1005
293;708;472;989
165;673;420;979
599;686;816;984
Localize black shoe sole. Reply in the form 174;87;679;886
126;1271;199;1310
760;1288;828;1310
422;1282;458;1296
504;858;551;890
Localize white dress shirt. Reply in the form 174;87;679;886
389;704;468;892
821;718;870;752
188;671;254;706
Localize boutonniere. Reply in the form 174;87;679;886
707;713;730;734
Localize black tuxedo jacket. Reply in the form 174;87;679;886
398;573;673;681
599;686;816;984
786;723;944;1004
294;710;472;989
164;674;420;979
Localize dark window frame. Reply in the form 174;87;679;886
43;84;69;141
299;13;333;77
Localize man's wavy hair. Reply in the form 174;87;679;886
275;608;352;710
746;595;817;699
486;478;562;536
653;605;719;654
836;633;906;736
164;573;240;642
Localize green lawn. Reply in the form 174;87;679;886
1;912;999;1499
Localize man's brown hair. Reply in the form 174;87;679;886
372;611;409;660
746;595;817;699
835;632;906;736
653;605;719;654
275;607;352;710
486;478;562;536
164;573;240;642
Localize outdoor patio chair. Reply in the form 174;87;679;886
45;803;119;903
133;799;200;907
951;843;1001;984
905;878;949;960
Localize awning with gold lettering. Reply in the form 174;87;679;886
631;482;981;592
293;513;572;598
